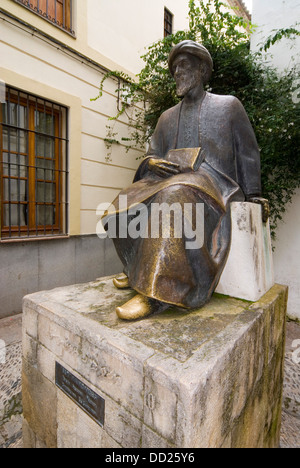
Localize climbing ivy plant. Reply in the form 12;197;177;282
92;0;300;238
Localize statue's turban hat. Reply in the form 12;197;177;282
168;40;213;84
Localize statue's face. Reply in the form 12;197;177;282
172;53;203;97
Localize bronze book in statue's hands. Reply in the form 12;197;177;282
165;147;204;173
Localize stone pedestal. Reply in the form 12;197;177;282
22;277;287;448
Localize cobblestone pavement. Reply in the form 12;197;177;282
0;315;22;449
280;321;300;448
0;315;299;448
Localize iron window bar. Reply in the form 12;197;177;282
13;0;75;36
0;86;69;240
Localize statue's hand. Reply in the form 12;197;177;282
148;158;180;178
247;197;270;223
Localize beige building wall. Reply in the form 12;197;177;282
87;0;190;75
0;0;192;237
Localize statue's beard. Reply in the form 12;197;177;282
175;75;201;97
176;82;190;97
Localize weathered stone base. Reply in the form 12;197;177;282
22;277;288;448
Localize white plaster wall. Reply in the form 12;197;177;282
251;0;300;320
251;0;300;71
272;189;300;320
87;0;190;75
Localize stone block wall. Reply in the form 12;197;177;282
0;235;122;319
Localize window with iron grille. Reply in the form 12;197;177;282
13;0;74;35
164;8;173;37
0;86;69;239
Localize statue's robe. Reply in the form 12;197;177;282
103;92;261;309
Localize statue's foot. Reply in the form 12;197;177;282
116;294;168;321
113;273;130;289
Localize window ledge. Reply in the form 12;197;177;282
0;235;70;244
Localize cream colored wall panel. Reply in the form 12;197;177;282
0;20;95;86
0;41;78;98
86;98;146;137
81;133;142;170
0;20;123;102
0;39;133;132
88;89;120;118
81;159;135;189
80;210;100;235
87;0;189;74
89;84;145;117
86;90;139;126
81;186;121;211
89;73;125;98
1;0;137;78
0;36;94;102
81;107;121;138
107;143;142;171
81;107;144;151
83;91;145;130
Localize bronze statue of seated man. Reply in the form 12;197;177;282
102;40;269;321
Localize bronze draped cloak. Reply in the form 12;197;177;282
103;92;261;309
